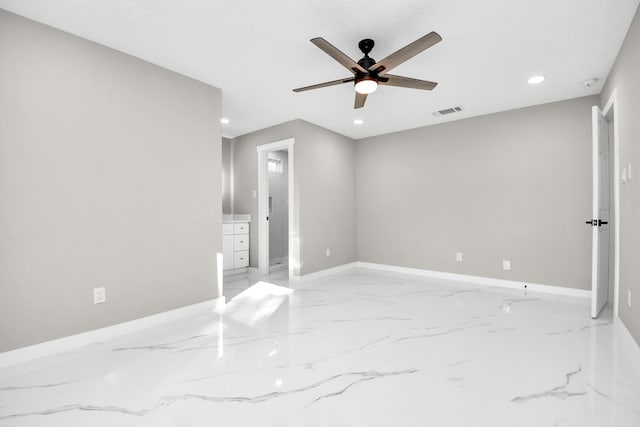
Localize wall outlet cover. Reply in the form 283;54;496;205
502;260;511;271
93;287;106;304
456;252;463;262
326;249;331;257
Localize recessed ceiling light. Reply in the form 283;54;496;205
528;75;545;85
220;118;230;124
354;119;364;125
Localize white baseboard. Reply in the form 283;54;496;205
0;296;225;368
354;262;592;299
292;262;359;281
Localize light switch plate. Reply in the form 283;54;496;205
502;260;511;271
456;252;463;262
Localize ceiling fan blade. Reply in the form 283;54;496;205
293;77;355;92
311;37;367;74
380;74;438;90
369;32;442;75
354;92;367;109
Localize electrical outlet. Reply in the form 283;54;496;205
325;248;331;257
628;290;632;308
93;287;106;304
502;260;511;271
456;252;463;262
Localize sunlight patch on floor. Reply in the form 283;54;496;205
218;281;293;326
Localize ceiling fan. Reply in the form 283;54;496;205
293;32;442;109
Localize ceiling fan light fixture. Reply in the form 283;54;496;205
293;32;441;108
355;78;378;94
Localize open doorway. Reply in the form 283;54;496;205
257;138;295;277
267;150;289;272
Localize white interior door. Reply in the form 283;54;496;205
591;106;610;318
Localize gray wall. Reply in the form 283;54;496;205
268;150;289;261
0;10;222;352
232;120;357;275
222;137;232;214
601;6;640;346
356;96;597;290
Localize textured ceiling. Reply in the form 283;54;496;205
1;0;638;139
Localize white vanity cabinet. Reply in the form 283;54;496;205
222;216;250;271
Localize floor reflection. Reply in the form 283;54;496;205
221;281;293;326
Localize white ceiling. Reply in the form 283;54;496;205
1;0;638;139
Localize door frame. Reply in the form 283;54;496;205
595;89;620;319
256;138;295;277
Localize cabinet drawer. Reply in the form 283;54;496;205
222;223;234;235
234;234;249;251
234;223;249;235
234;250;249;268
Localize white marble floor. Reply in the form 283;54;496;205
1;268;640;426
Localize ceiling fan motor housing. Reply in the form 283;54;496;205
354;39;389;86
357;39;377;70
